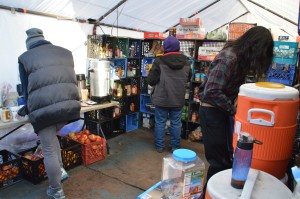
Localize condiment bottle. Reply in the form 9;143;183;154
191;112;197;122
126;85;131;96
132;85;138;95
130;103;135;112
117;84;123;97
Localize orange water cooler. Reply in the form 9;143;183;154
233;82;299;179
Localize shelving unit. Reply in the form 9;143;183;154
87;35;143;134
87;34;228;138
139;38;165;129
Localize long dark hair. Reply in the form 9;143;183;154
224;26;274;80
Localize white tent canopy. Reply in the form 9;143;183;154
0;0;298;93
0;0;298;35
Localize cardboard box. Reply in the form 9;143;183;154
144;32;167;39
228;23;256;40
180;18;202;26
197;46;223;61
137;181;164;199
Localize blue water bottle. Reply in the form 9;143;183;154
231;132;262;189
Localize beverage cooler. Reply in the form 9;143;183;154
234;82;299;179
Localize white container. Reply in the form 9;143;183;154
206;169;292;199
161;149;205;199
9;106;20;121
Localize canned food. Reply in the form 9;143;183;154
1;107;11;122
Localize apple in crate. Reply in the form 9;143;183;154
88;134;97;142
95;136;102;142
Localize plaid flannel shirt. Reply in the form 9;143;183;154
199;47;245;115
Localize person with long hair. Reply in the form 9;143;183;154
198;26;274;197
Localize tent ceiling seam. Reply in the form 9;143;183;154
246;0;297;26
213;11;249;31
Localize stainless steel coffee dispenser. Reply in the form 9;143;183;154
76;74;86;100
88;59;112;102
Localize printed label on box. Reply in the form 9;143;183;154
176;26;205;35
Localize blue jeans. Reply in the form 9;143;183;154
154;106;182;149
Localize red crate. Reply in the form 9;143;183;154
66;132;107;166
144;32;167;39
82;138;106;166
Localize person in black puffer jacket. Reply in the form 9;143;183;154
147;36;191;153
18;28;80;199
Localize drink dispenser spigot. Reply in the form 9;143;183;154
231;132;262;189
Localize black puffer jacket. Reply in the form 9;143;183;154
147;53;191;108
18;43;80;133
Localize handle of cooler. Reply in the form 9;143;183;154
247;108;275;126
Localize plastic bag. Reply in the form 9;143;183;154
58;120;84;136
0;123;38;153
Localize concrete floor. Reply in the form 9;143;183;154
0;129;207;199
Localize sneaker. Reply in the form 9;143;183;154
156;148;164;153
61;168;69;183
169;146;180;153
47;186;66;199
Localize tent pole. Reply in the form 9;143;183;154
163;0;220;33
95;0;127;25
0;4;144;33
0;5;85;22
246;0;297;26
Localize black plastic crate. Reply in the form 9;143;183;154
0;150;22;189
18;147;47;184
59;136;82;170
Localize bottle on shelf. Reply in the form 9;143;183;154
108;48;113;58
132;84;138;95
105;43;109;58
126;84;131;96
115;44;120;58
113;82;118;97
99;46;104;58
130;102;135;112
191;112;197;122
117;84;123;97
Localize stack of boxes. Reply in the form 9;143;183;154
176;18;205;40
228;23;256;41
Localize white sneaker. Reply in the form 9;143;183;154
61;168;69;183
47;186;66;199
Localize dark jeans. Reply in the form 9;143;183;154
154;106;182;150
199;106;233;196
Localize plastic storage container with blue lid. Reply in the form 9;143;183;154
173;149;196;162
161;149;205;199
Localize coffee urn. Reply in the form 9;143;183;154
88;59;112;103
